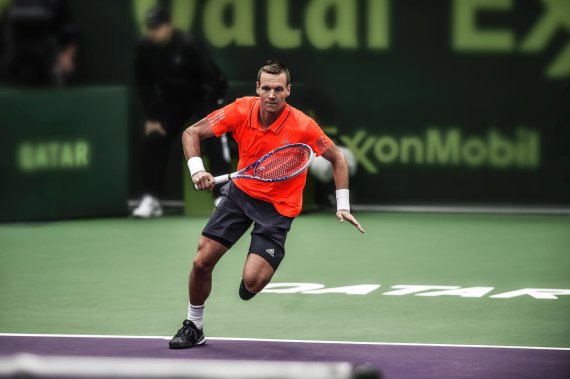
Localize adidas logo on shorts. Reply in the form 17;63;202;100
266;249;275;257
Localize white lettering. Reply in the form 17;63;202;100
304;285;380;295
491;288;570;300
417;287;495;298
382;285;459;296
262;283;324;294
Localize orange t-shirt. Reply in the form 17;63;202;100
207;96;332;217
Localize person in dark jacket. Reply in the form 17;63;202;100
0;0;79;87
133;6;230;217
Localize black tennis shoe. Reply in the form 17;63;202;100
168;320;206;349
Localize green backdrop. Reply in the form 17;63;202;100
0;87;128;221
4;0;570;211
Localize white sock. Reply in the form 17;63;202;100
187;303;205;330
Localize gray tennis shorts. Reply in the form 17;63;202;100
202;182;294;270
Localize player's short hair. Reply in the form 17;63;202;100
257;60;290;85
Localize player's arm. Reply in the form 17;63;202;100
321;145;365;233
182;117;216;191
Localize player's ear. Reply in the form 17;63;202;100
285;84;291;98
256;81;260;95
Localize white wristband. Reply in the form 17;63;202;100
187;157;205;177
336;189;350;212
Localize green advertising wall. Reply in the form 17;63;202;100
151;0;567;206
7;0;569;212
0;87;128;221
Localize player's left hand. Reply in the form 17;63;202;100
336;210;365;233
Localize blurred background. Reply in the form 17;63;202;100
1;0;569;222
1;3;569;378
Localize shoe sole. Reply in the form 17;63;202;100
194;334;206;346
168;335;206;349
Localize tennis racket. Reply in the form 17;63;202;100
195;143;314;189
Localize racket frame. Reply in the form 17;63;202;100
213;143;315;185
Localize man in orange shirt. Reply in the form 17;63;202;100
169;60;364;349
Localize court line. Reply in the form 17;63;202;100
1;333;569;351
351;204;570;215
126;202;570;214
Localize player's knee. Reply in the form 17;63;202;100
242;275;269;294
238;279;255;301
192;256;215;276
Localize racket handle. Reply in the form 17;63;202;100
214;174;231;185
193;174;231;190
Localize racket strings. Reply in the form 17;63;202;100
255;147;311;180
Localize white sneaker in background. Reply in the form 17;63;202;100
132;194;163;218
214;196;222;208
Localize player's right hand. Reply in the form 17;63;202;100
193;171;215;191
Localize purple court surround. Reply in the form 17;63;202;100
0;335;569;379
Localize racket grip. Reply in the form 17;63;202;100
193;174;231;190
214;174;231;185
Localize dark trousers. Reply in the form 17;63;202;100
142;108;229;199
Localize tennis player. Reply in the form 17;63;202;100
169;60;365;349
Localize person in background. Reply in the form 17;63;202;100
133;6;230;218
0;0;79;87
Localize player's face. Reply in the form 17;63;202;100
146;24;172;45
256;72;290;113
